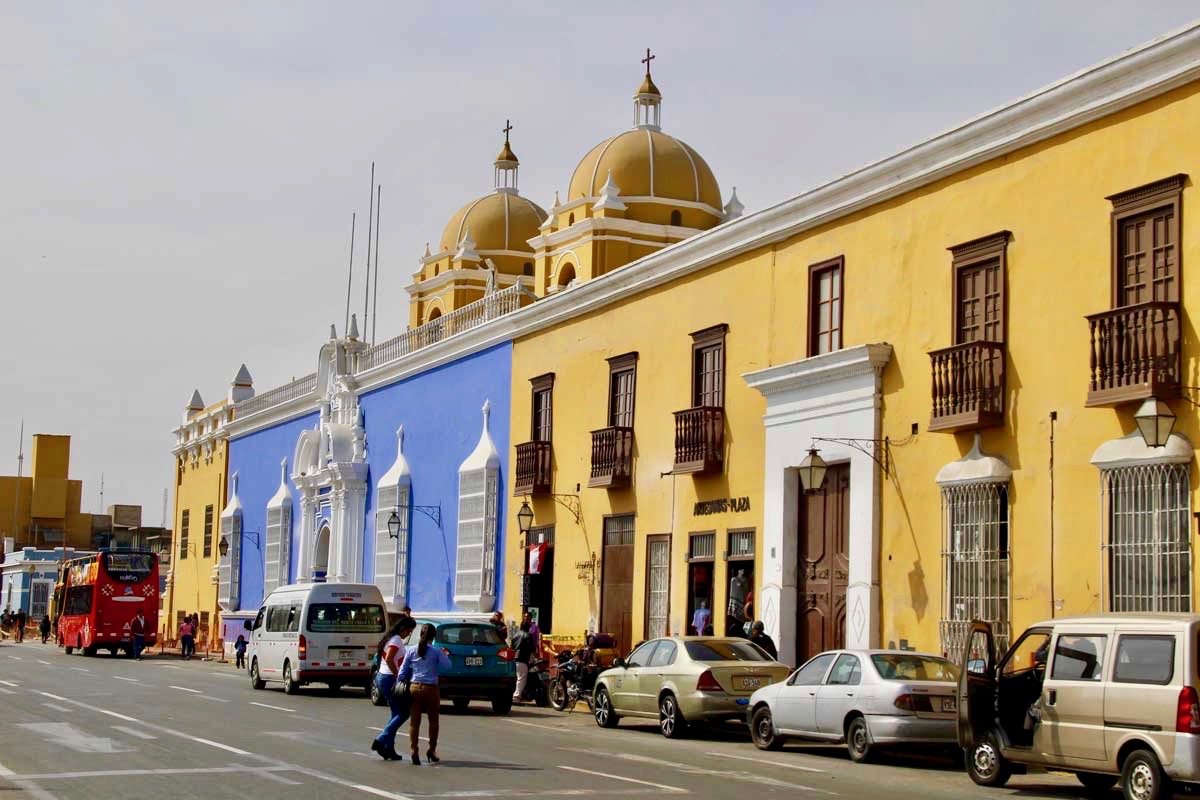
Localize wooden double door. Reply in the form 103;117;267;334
796;464;850;664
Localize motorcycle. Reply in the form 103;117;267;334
518;656;551;707
549;649;599;712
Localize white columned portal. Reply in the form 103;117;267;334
743;343;892;667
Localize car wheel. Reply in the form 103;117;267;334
548;678;567;711
491;694;512;715
369;678;385;706
452;697;471;712
1076;772;1118;792
83;644;97;657
249;658;266;690
751;705;784;751
593;686;619;728
965;733;1012;788
1122;749;1171;800
282;661;300;695
659;693;687;739
846;716;874;763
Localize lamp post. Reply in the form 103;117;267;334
1134;397;1176;448
517;500;534;613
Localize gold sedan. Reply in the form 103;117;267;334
592;637;792;738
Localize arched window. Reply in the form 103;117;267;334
428;307;442;320
557;263;577;289
670;210;682;226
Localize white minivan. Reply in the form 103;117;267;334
246;582;387;696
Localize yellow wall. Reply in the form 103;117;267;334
0;436;94;549
168;405;229;646
506;78;1200;657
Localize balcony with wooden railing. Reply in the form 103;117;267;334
928;340;1006;433
513;440;553;496
589;426;634;488
672;406;724;474
1086;300;1180;406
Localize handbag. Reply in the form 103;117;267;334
391;677;412;709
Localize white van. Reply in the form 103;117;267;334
245;582;387;696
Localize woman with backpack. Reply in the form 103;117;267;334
370;614;416;761
397;622;451;765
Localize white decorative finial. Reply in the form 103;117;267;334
329;323;337;340
552;190;561;208
231;471;239;494
482;399;491;429
423;241;431;258
723;186;744;220
396;425;405;451
455;227;480;263
593;170;626;212
348;313;360;339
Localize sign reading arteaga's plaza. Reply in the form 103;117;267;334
693;497;751;516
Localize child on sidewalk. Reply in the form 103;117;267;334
234;633;247;669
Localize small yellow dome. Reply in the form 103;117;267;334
439;191;547;253
568;129;721;210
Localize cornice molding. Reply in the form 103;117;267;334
742;343;893;399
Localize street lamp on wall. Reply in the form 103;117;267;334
1135;397;1176;448
798;449;829;494
217;531;260;558
516;500;534;541
387;511;401;540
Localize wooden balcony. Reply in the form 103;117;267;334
928;340;1006;433
589;426;634;488
672;406;724;475
513;440;552;497
1086;301;1181;407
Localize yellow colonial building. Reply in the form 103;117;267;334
167;365;253;650
500;26;1200;666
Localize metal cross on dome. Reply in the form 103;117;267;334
502;119;513;143
642;47;655;74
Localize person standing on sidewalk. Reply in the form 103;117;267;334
510;620;534;703
370;613;416;761
38;614;51;644
178;615;194;659
130;608;147;660
15;609;27;643
234;633;247;669
398;623;451;765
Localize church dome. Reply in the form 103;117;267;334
439;191;546;253
568;129;721;209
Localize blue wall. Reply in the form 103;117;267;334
227;342;512;614
228;410;318;610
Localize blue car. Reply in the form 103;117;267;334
369;618;517;714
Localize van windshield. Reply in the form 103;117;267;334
306;603;385;633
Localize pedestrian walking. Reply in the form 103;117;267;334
749;621;777;660
399;622;451;765
15;609;26;643
370;613;416;761
234;633;247;669
178;614;195;659
511;619;534;703
489;611;508;642
522;611;542;658
130;608;147;660
38;614;51;644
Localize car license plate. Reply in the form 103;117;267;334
465;656;483;667
941;697;957;712
733;675;767;691
337;649;355;659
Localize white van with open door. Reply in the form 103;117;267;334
245;582;387;696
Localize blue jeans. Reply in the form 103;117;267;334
132;634;144;659
374;673;409;751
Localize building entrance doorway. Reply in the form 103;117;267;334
796;464;849;663
525;526;554;634
644;534;671;639
600;515;634;653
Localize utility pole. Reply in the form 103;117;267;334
10;421;23;551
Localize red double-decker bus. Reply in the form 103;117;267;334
54;550;159;657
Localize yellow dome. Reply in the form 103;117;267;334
439;191;547;253
568;129;721;209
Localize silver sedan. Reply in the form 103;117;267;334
747;649;960;762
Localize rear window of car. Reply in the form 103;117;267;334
436;624;504;646
871;654;960;682
1113;635;1175;685
306;603;385;633
684;640;771;662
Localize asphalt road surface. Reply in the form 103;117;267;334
0;639;1124;799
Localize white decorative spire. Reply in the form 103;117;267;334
329;323;337;340
348;313;360;340
540;191;560;232
454;227;480;263
723;186;744;220
269;458;293;505
459;399;500;471
223;471;243;515
423;241;431;258
592;170;627;212
379;425;412;486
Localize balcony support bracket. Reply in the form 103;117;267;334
810;436;890;478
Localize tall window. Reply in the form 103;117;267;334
808;257;843;356
607;353;638;428
952;233;1007;345
531;373;554;441
690;324;727;407
203;505;214;558
1108;175;1183;307
940;481;1010;657
179;510;190;560
30;580;51;619
1103;463;1191;612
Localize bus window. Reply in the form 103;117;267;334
64;586;92;616
103;553;155;583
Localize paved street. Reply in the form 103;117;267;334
0;639;1111;800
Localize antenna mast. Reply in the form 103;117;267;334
10;421;22;547
362;162;375;340
371;184;382;345
343;212;356;335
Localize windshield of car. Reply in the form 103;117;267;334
305;603;385;633
871;654;960;682
684;640;771;662
436;623;504;646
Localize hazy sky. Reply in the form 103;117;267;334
2;2;1197;521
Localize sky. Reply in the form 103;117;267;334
1;1;1197;522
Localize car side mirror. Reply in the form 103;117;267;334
614;656;627;669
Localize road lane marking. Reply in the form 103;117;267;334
37;660;51;665
111;726;157;741
169;685;203;693
0;756;56;800
19;722;133;754
251;701;296;713
558;765;687;793
7;655;23;660
42;703;72;713
0;680;20;687
112;676;140;683
207;696;231;703
507;719;569;732
70;667;90;673
257;771;304;786
707;751;827;773
0;688;16;695
603;752;837;795
6;765;295;780
39;691;144;722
